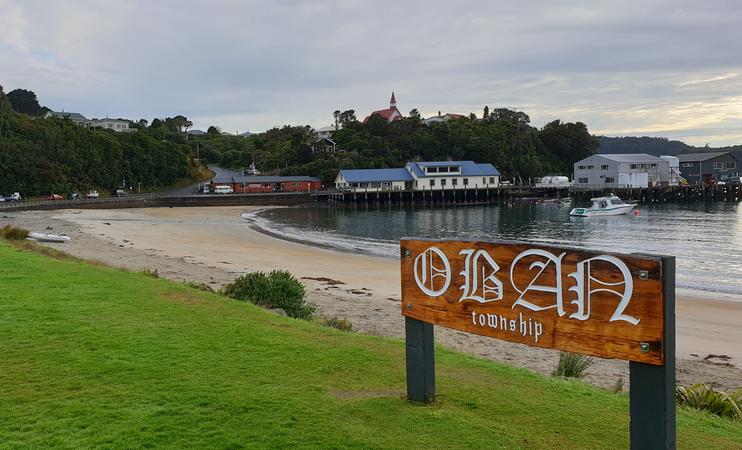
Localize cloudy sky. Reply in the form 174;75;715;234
2;0;741;146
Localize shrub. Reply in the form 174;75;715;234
317;316;353;332
552;352;594;379
676;384;742;420
0;225;29;240
222;270;314;320
182;281;214;292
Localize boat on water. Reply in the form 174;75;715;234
28;232;71;243
569;195;637;217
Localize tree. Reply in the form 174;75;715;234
164;115;192;133
333;110;341;130
150;118;164;128
7;89;42;116
138;119;149;128
207;125;221;136
409;109;421;121
483;105;489;119
0;85;13;137
489;108;530;125
338;110;357;126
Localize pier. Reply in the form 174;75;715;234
315;184;741;205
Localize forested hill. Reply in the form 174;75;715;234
195;109;599;185
0;86;200;196
2;83;600;193
597;136;742;156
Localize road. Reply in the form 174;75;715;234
159;165;242;196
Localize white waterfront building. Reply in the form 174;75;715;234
573;154;678;190
335;161;500;192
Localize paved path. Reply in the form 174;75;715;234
159;166;241;196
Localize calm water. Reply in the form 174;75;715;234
248;201;742;300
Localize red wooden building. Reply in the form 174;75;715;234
213;175;322;193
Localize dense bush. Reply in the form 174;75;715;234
0;85;199;196
0;225;29;240
552;352;594;379
222;270;314;319
677;384;742;420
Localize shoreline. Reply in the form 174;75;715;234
3;206;741;391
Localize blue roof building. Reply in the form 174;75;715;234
335;161;501;191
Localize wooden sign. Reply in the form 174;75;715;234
401;238;666;365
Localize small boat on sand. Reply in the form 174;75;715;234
28;232;71;243
569;195;637;217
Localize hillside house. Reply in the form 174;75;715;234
363;92;403;123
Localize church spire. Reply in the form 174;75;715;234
390;91;397;108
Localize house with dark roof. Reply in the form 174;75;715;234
677;152;739;184
335;161;501;192
363;92;403;123
573;153;678;189
44;110;90;126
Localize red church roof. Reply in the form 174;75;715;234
363;92;403;123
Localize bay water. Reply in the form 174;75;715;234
248;201;742;300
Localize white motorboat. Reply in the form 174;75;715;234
28;232;71;243
569;195;637;217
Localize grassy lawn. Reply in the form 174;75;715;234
0;242;740;449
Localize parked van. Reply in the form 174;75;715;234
214;185;234;194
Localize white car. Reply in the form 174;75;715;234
214;185;234;194
85;190;100;199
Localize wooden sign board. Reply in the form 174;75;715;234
401;238;666;365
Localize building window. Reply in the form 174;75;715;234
441;179;447;187
463;178;468;186
586;165;594;169
489;177;495;184
728;162;736;169
430;179;435;187
577;165;585;170
439;166;450;173
427;167;438;173
482;177;486;185
449;166;460;173
578;178;588;184
605;177;615;183
651;164;657;168
414;181;418;188
713;162;724;169
682;162;694;167
600;165;608;170
452;179;458;186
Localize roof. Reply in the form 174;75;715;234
592;153;661;163
405;161;500;177
316;125;341;133
93;118;129;124
231;175;320;184
47;111;87;120
364;106;400;122
339;168;414;183
677;152;730;162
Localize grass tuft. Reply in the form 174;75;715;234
552;352;594;379
316;315;354;332
677;384;742;420
0;225;29;240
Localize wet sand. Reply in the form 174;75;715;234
3;206;741;391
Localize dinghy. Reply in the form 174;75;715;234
28;232;71;243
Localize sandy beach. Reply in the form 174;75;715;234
3;206;741;391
